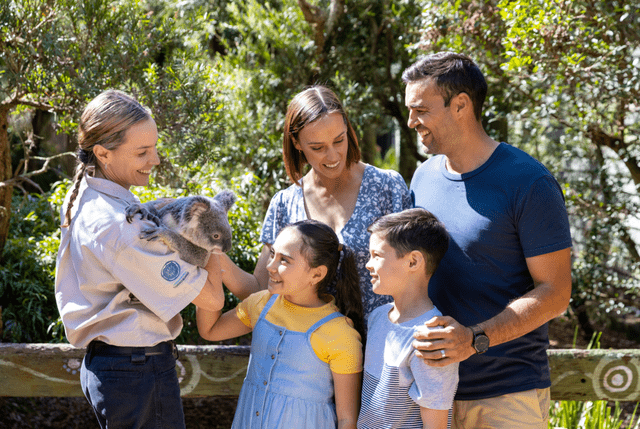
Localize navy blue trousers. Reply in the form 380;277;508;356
81;341;185;429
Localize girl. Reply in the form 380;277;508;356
197;219;364;429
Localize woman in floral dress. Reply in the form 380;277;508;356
220;85;411;320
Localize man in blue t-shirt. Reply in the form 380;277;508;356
402;52;573;429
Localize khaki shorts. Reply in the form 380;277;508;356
452;388;550;429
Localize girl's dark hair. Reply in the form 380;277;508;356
62;89;151;227
283;86;361;186
286;219;365;339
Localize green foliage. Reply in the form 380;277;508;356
1;0;170;116
0;190;63;342
496;0;640;329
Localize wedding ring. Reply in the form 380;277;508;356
440;349;446;359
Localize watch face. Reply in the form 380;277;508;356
474;334;490;354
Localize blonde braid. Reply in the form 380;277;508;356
61;163;88;228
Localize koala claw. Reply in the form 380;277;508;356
139;225;163;242
126;204;161;225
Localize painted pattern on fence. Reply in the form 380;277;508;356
1;345;639;400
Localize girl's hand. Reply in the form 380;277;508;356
192;253;226;312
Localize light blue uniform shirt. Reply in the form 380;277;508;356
55;173;207;347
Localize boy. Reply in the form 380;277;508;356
357;208;458;429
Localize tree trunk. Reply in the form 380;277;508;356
380;98;424;182
0;105;13;260
588;124;640;187
574;306;595;343
360;124;377;165
398;126;417;182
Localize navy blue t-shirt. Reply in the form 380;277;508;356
410;142;572;400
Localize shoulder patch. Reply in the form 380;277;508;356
161;260;181;281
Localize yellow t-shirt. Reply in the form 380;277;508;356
236;290;363;375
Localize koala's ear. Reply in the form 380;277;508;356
214;190;237;212
189;200;210;218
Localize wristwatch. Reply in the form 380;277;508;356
470;325;490;354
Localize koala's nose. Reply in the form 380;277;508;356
222;237;232;253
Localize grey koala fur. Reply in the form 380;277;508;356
125;190;236;267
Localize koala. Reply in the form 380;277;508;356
125;190;236;267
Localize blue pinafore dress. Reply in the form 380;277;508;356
231;295;343;429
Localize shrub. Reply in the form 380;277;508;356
0;188;63;342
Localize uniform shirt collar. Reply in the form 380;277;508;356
85;173;140;204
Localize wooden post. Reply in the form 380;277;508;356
548;349;640;402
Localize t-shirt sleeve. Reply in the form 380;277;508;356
110;226;207;323
235;290;271;328
409;352;459;410
516;176;573;258
314;317;363;374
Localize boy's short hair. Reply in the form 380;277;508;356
368;208;449;277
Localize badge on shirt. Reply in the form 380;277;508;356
162;260;181;281
161;260;189;287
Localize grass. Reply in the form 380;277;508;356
549;401;639;429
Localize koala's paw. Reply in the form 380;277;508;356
139;225;167;243
126;204;161;225
125;204;145;223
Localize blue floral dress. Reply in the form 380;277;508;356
260;164;411;318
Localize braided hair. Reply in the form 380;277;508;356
61;90;151;228
287;219;365;340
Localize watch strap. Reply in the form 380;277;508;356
470;324;490;354
470;325;485;337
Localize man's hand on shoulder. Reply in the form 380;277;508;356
412;316;476;367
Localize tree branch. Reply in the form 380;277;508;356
298;0;344;60
0;152;76;190
587;124;640;187
325;0;345;36
298;0;327;56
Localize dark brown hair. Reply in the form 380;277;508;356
283;86;361;185
402;52;487;121
368;208;449;277
286;219;365;340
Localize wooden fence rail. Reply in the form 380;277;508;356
1;344;639;402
